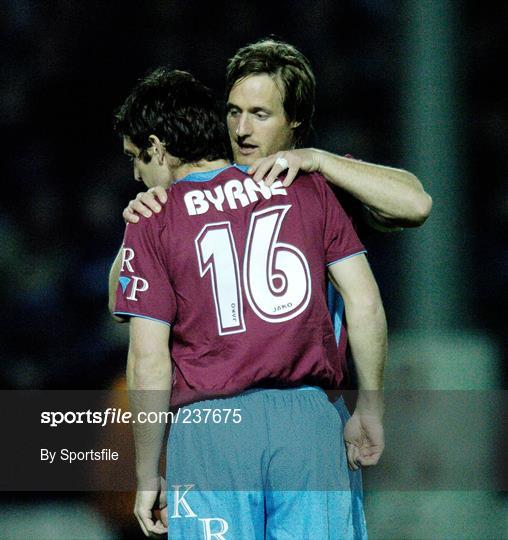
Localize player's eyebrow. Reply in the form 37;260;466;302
249;106;271;114
227;102;271;114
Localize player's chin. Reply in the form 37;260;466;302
233;148;261;166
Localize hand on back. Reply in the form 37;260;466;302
247;149;320;187
124;186;168;224
122;150;322;223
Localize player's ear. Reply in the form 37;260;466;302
148;135;165;165
289;120;301;129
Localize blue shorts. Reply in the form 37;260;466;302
166;387;365;539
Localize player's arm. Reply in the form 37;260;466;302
248;149;432;228
109;184;169;317
128;316;171;537
108;246;124;321
328;254;387;469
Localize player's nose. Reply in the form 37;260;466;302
236;113;252;137
133;163;142;182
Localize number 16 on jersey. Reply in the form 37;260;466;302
195;205;312;336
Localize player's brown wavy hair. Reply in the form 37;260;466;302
226;38;316;147
114;68;229;164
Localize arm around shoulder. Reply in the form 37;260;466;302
314;149;432;228
247;147;432;227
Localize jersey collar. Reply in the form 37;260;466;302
176;164;249;184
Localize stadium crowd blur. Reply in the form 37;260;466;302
1;1;506;537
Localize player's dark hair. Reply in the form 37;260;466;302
225;38;315;147
114;68;229;163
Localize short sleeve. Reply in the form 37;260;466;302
314;174;366;265
113;219;177;326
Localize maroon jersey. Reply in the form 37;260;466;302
114;166;365;406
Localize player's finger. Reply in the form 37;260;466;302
253;157;278;183
265;162;287;187
357;455;379;467
281;166;299;187
153;519;168;535
264;155;291;186
159;476;168;527
247;158;263;176
357;449;382;467
264;160;289;186
264;164;286;186
134;190;161;212
345;441;355;469
134;512;150;537
138;511;162;538
151;185;168;204
160;505;168;528
130;199;153;218
123;206;140;224
140;193;162;213
345;441;360;470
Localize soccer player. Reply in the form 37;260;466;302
113;67;387;539
111;38;424;538
113;39;429;538
117;38;428;399
123;38;432;229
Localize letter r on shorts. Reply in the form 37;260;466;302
200;517;229;539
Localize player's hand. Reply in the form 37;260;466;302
123;186;168;224
158;475;168;529
134;482;168;538
343;411;384;470
247;149;320;187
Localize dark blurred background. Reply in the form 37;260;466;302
1;1;506;538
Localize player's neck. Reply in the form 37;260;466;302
174;159;231;180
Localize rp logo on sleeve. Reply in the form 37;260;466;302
118;247;150;301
